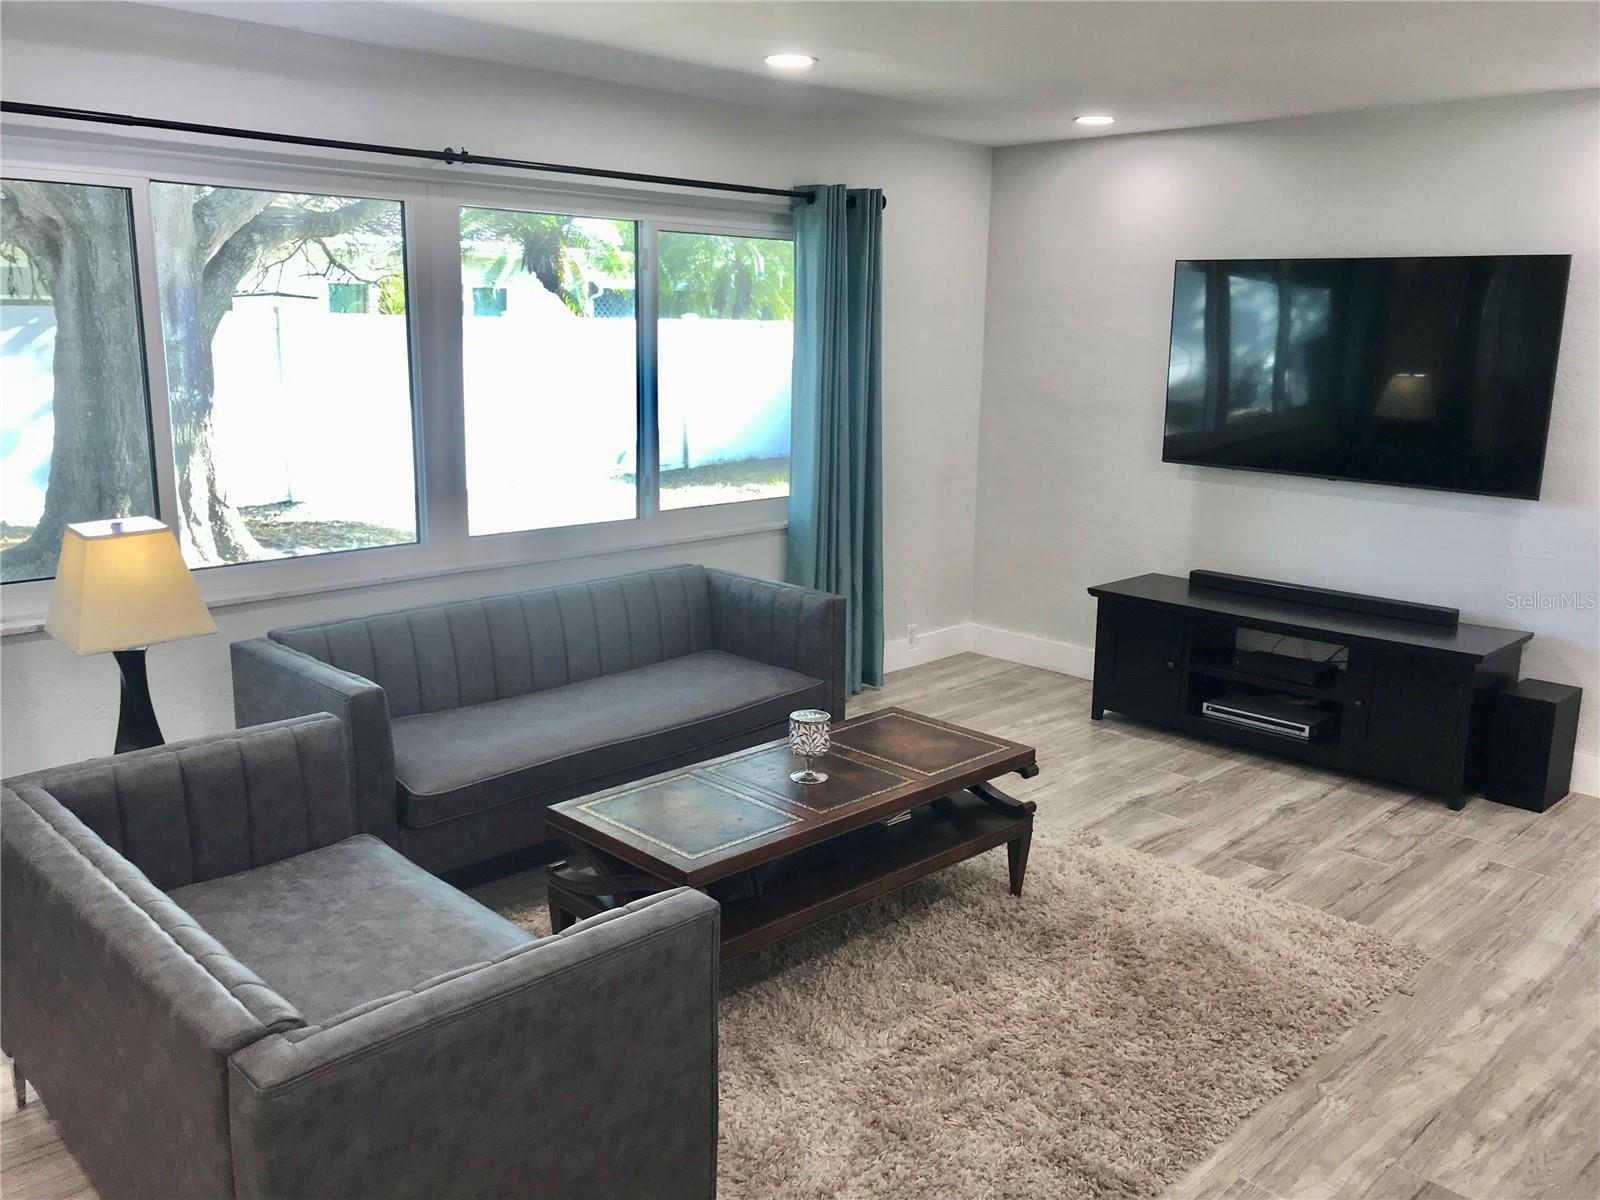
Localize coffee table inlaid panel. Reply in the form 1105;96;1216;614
706;745;911;813
827;710;1014;777
572;777;799;862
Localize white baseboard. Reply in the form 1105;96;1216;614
882;623;974;672
887;621;1600;800
883;621;1093;678
968;624;1095;681
1571;753;1599;800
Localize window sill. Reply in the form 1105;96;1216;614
0;510;788;640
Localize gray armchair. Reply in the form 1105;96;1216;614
1;717;719;1200
232;564;846;874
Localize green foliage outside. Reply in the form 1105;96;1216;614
659;232;793;321
377;273;406;315
461;207;634;316
461;207;792;321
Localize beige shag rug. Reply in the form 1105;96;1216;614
498;830;1423;1200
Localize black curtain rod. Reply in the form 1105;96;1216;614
0;101;894;208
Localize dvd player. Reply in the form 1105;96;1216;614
1200;691;1336;741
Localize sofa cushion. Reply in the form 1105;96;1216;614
393;650;825;829
169;835;534;1023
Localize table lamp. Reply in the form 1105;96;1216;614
46;517;217;754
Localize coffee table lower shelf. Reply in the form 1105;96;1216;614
546;790;1033;960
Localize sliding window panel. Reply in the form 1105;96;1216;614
460;206;638;535
148;182;419;568
657;231;792;510
1;179;158;583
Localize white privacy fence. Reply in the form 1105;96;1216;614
210;303;418;527
659;318;792;469
0;300;792;532
0;306;57;527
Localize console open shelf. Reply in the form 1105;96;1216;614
1189;662;1347;703
1087;573;1533;808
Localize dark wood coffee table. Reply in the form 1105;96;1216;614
545;707;1039;959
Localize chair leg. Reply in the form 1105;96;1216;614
11;1060;26;1110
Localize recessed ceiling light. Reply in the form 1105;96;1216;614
764;53;818;70
1075;114;1115;127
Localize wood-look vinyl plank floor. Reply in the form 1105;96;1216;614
861;656;1600;1200
3;654;1595;1200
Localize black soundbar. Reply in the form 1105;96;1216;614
1189;570;1460;628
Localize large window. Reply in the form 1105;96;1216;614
657;231;793;510
459;211;795;532
1;179;157;583
149;182;418;566
460;206;637;535
0;142;794;610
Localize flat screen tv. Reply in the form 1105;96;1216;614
1162;255;1570;500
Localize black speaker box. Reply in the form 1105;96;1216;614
1487;680;1582;812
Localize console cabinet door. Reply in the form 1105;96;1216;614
1095;603;1186;722
1349;649;1469;794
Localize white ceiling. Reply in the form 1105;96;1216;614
159;1;1599;146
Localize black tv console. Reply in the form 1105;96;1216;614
1087;574;1533;809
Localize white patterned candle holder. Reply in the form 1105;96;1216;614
788;709;832;784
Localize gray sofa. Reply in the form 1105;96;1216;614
1;716;720;1200
231;564;846;874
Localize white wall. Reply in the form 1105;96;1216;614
974;91;1600;773
0;3;992;772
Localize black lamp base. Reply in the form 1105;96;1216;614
112;648;165;754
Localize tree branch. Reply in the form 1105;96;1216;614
196;196;393;333
241;244;305;291
255;197;392;242
309;237;384;286
193;189;275;261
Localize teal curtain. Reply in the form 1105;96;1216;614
786;184;884;692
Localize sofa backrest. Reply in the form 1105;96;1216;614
267;564;714;718
3;714;355;891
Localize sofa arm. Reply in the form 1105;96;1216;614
226;888;720;1200
232;638;398;847
705;568;847;720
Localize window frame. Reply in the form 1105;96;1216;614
0;133;793;629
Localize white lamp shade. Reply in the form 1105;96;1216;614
46;517;217;655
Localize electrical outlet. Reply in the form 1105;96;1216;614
906;623;919;650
